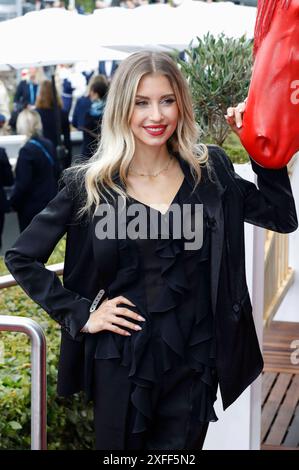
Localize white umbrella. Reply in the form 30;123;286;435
176;1;256;44
128;4;191;50
0;8;129;70
0;2;257;71
88;5;179;53
88;2;256;55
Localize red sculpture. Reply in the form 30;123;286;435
238;0;299;168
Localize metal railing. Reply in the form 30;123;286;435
264;231;294;324
0;262;63;290
0;262;63;449
263;163;296;325
0;315;47;450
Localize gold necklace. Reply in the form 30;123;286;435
128;155;173;177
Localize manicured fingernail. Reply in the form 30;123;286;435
135;325;142;331
138;316;146;321
237;123;242;128
126;332;131;336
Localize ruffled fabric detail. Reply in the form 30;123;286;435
94;178;218;434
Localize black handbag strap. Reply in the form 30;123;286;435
29;139;55;166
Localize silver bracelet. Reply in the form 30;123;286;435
89;289;106;313
81;288;106;333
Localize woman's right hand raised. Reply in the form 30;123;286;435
87;295;146;336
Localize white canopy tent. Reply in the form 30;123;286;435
88;1;257;53
0;8;129;70
89;5;189;52
0;2;257;70
176;0;257;43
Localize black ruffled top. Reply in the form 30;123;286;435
94;176;218;433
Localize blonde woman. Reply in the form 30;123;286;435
10;108;58;231
5;52;297;450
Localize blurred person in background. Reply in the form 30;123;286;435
0;79;10;122
55;63;87;121
14;68;39;108
56;64;76;116
72;74;108;160
95;0;112;8
0;114;10;136
72;91;91;132
10;109;59;231
35;80;72;167
10;67;42;131
0;147;14;249
98;60;119;81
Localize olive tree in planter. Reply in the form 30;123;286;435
174;33;253;148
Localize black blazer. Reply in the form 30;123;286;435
4;146;298;408
10;136;59;219
36;108;72;163
14;80;38;107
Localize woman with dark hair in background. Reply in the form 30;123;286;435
0;147;14;249
35;80;72;168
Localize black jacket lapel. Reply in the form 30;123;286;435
178;155;226;315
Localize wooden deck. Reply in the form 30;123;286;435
262;321;299;450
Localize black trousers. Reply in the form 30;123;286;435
93;359;209;450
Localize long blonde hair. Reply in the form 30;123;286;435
65;51;208;219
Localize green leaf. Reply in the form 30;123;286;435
9;421;22;430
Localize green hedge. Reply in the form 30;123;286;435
0;239;94;450
221;131;249;164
